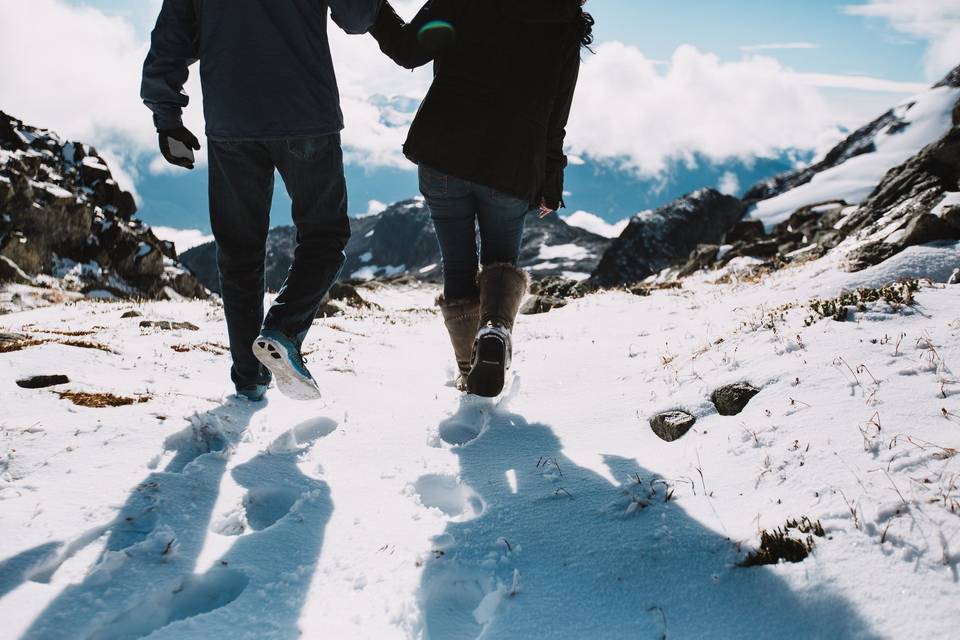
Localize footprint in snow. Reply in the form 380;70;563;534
414;474;485;521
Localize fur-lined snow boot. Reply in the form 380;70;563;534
438;295;481;391
467;263;530;397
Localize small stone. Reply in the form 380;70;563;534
139;320;199;331
711;382;762;416
520;295;567;315
315;301;343;318
121;310;142;318
650;410;696;442
17;374;70;389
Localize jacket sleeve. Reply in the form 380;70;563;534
140;0;199;132
542;47;581;211
330;0;384;35
369;0;457;70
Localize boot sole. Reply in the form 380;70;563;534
252;337;322;401
467;333;507;398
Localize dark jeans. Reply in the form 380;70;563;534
208;134;350;388
419;165;530;300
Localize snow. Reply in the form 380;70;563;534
136;242;153;259
535;243;592;261
2;244;960;638
933;192;960;217
560;211;629;238
152;227;215;254
752;86;960;228
359;252;373;264
351;264;406;280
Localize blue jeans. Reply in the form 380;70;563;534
208;134;350;388
419;165;531;300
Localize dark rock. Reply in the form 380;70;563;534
843;241;900;271
933;63;960;89
944;206;960;232
724;219;765;244
520;294;567;315
899;213;960;246
591;189;745;287
649;410;696;442
121;310;142;318
139;320;200;331
529;276;596;300
734;238;781;259
0;255;32;284
327;282;368;307
711;383;761;416
316;301;343;318
677;244;720;277
16;374;70;389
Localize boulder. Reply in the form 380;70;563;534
724;219;765;244
711;382;761;416
649;410;696;442
520;294;567;315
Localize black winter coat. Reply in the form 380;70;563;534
370;0;583;210
142;0;382;140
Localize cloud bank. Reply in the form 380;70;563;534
0;0;942;192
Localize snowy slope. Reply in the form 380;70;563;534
2;243;959;639
752;85;960;228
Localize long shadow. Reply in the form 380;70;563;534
18;397;267;639
418;408;881;639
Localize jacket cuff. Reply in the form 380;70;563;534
542;156;568;210
152;111;184;133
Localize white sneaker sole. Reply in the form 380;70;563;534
252;336;322;401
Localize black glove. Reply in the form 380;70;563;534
158;126;201;170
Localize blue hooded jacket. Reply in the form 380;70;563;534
141;0;382;140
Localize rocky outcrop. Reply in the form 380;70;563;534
590;189;745;287
839;125;960;271
182;199;612;293
0;111;208;300
649;410;696;442
711;383;761;416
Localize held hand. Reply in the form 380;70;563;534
158;126;201;170
538;198;555;219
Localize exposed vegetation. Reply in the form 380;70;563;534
739;517;826;567
55;391;151;408
806;280;919;325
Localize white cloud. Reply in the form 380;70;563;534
739;42;819;52
0;0;936;196
151;226;213;253
844;0;960;79
566;43;901;177
717;171;741;196
561;211;629;238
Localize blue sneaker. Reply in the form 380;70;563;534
252;330;322;401
235;383;269;402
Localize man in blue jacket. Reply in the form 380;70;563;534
142;0;382;402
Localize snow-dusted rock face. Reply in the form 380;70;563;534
181;199;612;293
0;112;208;302
670;64;960;283
590;188;745;287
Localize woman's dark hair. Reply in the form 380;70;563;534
579;1;595;50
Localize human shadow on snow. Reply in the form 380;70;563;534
418;408;881;640
19;398;335;640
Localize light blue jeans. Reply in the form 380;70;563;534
419;164;531;299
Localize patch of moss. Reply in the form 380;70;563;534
806;279;919;325
739;516;826;567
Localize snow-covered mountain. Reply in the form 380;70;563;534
180;199;613;293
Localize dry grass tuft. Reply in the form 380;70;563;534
0;339;44;353
740;516;826;567
55;391;151;408
171;342;229;355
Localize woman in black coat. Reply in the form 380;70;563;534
370;0;592;397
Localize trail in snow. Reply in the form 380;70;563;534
1;243;960;638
